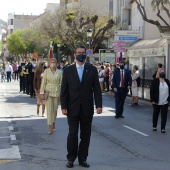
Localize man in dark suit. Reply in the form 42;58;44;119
61;45;102;168
112;61;132;118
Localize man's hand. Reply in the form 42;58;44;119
114;88;117;92
127;86;130;89
62;109;68;116
35;89;40;93
96;108;102;114
152;102;156;105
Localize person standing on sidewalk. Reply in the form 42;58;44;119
113;61;132;118
131;65;140;106
150;68;170;133
60;45;102;168
13;61;19;81
5;62;13;82
104;63;111;92
40;58;62;135
34;62;46;117
98;65;105;93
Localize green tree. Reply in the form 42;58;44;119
7;29;49;58
7;30;26;56
134;0;170;33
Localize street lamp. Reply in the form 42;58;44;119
57;42;61;63
86;28;92;63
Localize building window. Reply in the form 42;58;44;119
10;29;13;34
11;19;13;25
129;9;131;25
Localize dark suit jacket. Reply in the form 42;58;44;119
60;64;102;116
150;78;170;104
112;69;132;89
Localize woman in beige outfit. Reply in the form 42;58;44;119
40;58;62;135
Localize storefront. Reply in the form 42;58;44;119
127;38;167;100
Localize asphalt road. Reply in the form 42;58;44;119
0;81;170;170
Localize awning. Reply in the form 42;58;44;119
128;38;167;50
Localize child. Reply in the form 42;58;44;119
1;69;5;82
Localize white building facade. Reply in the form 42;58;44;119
127;0;170;100
60;0;109;16
131;0;170;39
7;13;37;35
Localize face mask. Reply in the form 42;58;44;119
50;63;56;69
76;54;86;62
160;73;165;78
120;65;124;70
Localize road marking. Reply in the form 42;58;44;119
123;125;149;137
10;135;16;140
0;126;14;131
0;136;10;139
0;146;21;160
9;126;14;131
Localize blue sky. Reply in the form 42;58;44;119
0;0;60;22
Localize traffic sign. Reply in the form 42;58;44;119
118;36;138;41
114;41;130;47
114;30;140;36
86;49;93;57
114;47;126;52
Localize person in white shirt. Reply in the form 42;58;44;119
131;65;140;106
98;65;105;92
150;68;170;133
5;62;13;82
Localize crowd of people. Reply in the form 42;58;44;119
0;46;169;168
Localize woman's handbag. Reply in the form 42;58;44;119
44;91;50;100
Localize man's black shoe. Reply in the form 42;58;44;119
115;115;119;119
66;161;74;168
79;161;90;168
119;115;124;118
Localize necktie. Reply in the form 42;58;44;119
78;66;83;82
121;70;124;87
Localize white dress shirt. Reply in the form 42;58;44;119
5;64;13;73
76;63;85;75
158;82;169;105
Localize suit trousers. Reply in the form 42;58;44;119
14;71;19;80
152;103;169;130
19;76;24;92
6;71;11;82
46;96;59;125
115;88;127;116
104;77;109;91
67;107;93;162
29;76;35;97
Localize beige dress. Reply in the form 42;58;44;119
40;68;62;125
